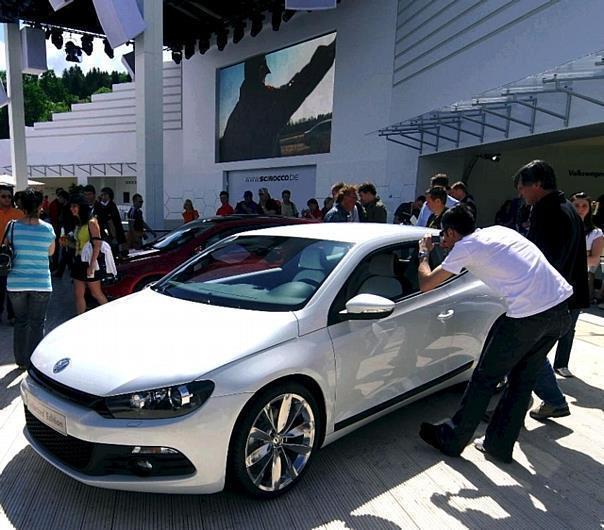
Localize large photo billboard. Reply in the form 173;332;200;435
217;33;336;163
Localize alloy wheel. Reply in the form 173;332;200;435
244;393;315;493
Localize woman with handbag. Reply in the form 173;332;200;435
5;189;55;369
69;196;108;314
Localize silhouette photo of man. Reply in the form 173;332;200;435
220;38;336;162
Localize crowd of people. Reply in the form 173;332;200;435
0;184;157;369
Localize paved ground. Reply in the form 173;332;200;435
0;277;603;529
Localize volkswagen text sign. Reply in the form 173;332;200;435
286;0;337;10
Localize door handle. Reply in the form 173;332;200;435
437;309;455;320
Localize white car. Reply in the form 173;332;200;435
21;223;505;498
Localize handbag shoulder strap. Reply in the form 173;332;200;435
1;220;15;246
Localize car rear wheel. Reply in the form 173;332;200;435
229;383;321;498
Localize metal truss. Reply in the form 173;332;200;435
2;162;137;178
380;69;604;153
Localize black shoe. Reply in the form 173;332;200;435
473;437;513;464
419;422;460;457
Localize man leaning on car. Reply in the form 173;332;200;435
415;204;572;464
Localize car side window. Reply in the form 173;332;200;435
328;242;446;325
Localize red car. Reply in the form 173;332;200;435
103;215;313;298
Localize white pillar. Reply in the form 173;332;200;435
135;0;164;228
4;23;28;190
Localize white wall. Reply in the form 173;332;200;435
176;0;398;218
388;0;604;205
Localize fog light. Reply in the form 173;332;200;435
131;446;178;455
131;458;153;476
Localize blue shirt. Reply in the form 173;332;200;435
416;195;459;226
7;220;55;292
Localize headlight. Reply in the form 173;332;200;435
104;380;214;419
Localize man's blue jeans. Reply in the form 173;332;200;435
533;358;568;408
8;291;51;368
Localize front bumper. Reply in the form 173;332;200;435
21;375;250;494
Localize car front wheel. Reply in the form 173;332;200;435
229;383;321;498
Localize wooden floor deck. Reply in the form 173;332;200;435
0;279;602;529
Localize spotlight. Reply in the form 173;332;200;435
271;5;283;31
51;28;63;49
282;10;296;22
184;40;195;59
233;20;245;43
171;50;182;64
198;34;210;54
65;41;82;63
216;27;228;51
103;38;114;58
479;153;501;162
81;34;94;56
250;13;264;37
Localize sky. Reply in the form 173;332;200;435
218;32;336;137
0;25;129;75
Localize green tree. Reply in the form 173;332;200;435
39;70;66;103
23;76;52;125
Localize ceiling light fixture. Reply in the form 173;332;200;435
198;35;210;54
233;20;245;43
216;26;228;51
103;38;114;58
81;34;94;56
184;40;196;60
65;41;82;63
51;28;63;49
271;5;283;31
250;13;264;37
172;50;182;64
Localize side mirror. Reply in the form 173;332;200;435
339;294;395;320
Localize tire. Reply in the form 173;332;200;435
133;276;162;293
229;382;322;499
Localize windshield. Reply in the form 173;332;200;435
153;235;352;311
152;220;218;251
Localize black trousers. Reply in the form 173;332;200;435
439;301;571;459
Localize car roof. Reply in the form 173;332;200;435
234;222;435;244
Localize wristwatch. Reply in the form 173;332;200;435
418;250;429;260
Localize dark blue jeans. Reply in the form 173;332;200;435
439;301;571;460
0;275;14;320
554;308;581;369
8;291;51;368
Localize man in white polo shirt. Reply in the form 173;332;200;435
416;205;572;463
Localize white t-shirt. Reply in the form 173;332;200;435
586;227;603;252
441;225;572;318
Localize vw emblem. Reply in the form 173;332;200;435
53;358;71;374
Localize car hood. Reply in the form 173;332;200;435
31;289;299;396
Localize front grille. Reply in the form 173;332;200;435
25;407;93;470
28;366;111;417
25;407;195;477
